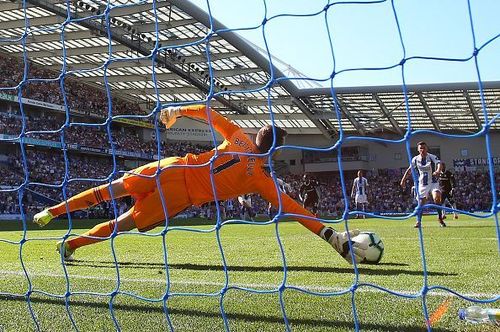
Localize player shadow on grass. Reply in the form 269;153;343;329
0;294;455;332
66;260;457;277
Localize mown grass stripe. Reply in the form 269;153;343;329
0;270;497;299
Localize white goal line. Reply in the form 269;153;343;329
0;270;497;299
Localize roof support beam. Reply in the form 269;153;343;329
44;54;240;76
137;96;294;108
0;2;34;11
60;66;261;83
0;14;64;29
78;72;178;82
335;98;366;136
2;15;197;37
22;44;132;58
372;93;404;135
108;1;171;17
238;97;294;107
135;19;198;34
417;92;441;131
13;28;212;47
462;90;482;130
25;30;96;43
169;0;335;137
116;83;264;95
0;31;101;48
293;97;338;137
213;98;294;108
181;50;240;63
9;36;227;59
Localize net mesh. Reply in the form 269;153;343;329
0;0;498;331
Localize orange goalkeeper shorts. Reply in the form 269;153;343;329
122;157;191;232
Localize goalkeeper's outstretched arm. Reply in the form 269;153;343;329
160;104;239;139
257;179;367;264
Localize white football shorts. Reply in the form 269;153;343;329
355;194;368;204
417;182;441;199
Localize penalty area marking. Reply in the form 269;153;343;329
0;270;498;299
428;296;453;327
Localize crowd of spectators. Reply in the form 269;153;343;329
149;168;484;219
0;51;183;166
0;53;142;117
218;170;499;220
0;110;210;158
453;171;499;213
240;173;415;218
2;150;127;218
2;143;497;221
1;51;498;220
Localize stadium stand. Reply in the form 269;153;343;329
0;52;142;116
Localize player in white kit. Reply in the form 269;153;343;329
400;141;445;228
225;199;235;219
351;170;369;218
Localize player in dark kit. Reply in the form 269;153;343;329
238;194;255;221
439;162;458;219
299;174;321;215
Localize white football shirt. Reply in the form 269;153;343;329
411;153;440;186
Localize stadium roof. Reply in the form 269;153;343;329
0;0;499;137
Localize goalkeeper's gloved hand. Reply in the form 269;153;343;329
160;106;182;129
320;227;367;264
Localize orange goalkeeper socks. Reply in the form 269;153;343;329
49;184;112;217
67;220;116;251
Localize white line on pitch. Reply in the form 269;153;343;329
0;270;497;299
387;238;498;241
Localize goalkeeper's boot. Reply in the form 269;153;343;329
33;208;54;227
56;241;75;261
453;213;459;219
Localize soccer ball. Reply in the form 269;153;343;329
352;231;384;264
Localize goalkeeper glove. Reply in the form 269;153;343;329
320;227;367;264
160;106;182;129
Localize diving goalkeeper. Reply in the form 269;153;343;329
33;105;367;263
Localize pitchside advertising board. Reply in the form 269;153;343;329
453;157;500;171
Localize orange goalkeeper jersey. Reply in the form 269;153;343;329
179;105;322;234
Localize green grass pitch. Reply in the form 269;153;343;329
0;215;498;331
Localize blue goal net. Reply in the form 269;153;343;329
0;0;498;331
